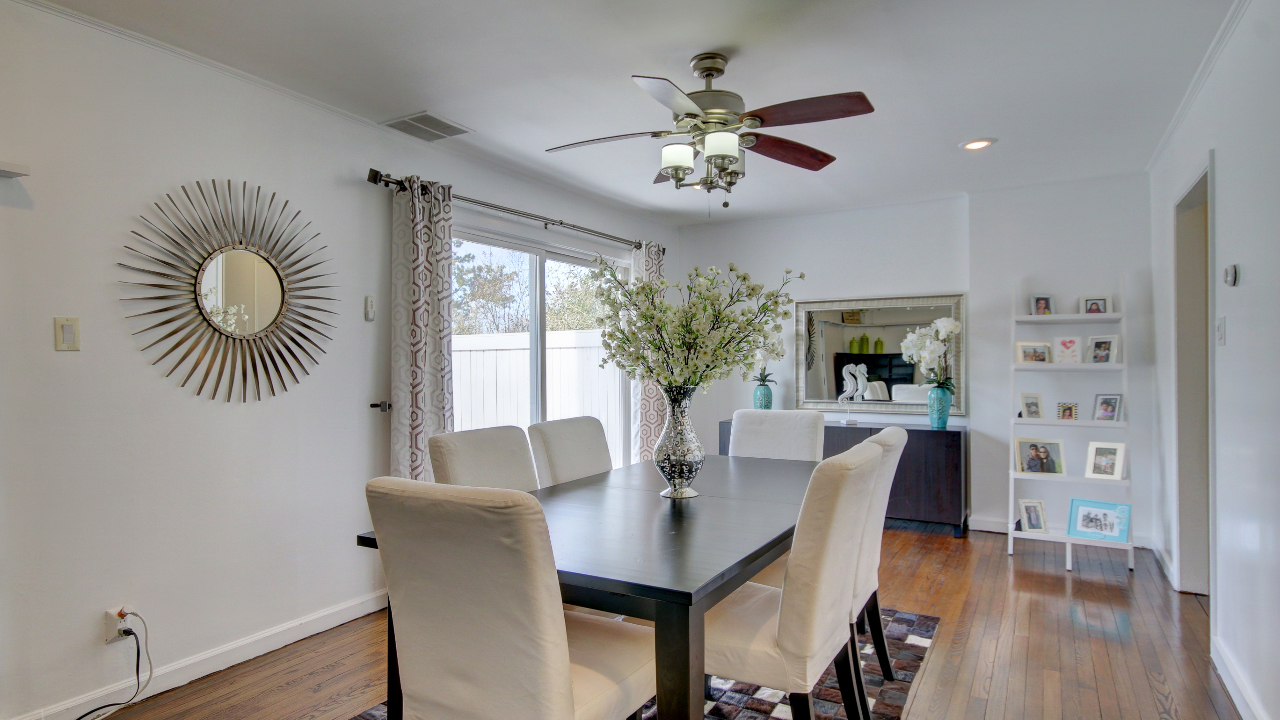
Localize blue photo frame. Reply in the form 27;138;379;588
1067;499;1130;543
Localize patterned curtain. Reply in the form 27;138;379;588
390;177;454;481
630;241;666;462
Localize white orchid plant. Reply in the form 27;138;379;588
592;260;801;388
200;289;248;334
901;316;961;393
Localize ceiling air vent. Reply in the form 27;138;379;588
385;112;470;142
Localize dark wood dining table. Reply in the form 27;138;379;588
356;453;818;720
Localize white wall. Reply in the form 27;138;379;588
1148;0;1280;716
0;3;675;719
672;176;1155;539
671;196;971;441
968;174;1156;541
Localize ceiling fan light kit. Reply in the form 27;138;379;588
962;138;997;150
548;52;874;206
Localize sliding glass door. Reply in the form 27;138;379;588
450;239;534;431
544;256;627;467
450;235;629;466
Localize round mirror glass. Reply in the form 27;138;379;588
198;250;284;336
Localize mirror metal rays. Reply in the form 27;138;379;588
794;294;965;415
119;181;337;401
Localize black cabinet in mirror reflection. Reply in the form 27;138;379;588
833;352;917;396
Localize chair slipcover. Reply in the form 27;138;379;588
751;428;908;612
366;477;656;720
727;409;825;462
703;442;883;693
529;416;614;486
427;425;539;491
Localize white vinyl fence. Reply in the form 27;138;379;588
452;329;626;467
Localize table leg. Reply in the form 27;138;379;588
386;605;403;720
655;601;704;720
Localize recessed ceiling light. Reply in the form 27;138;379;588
962;138;997;150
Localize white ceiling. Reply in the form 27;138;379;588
52;0;1233;225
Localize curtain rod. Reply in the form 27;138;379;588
366;169;642;250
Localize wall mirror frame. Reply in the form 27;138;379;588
120;181;337;402
794;293;966;416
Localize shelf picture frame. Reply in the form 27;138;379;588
1020;392;1044;419
1017;341;1052;364
1085;440;1126;479
1093;394;1123;421
1015;437;1066;474
1087;335;1120;363
1053;336;1082;363
1019;499;1049;533
1067;498;1131;543
1030;294;1054;315
1057;402;1079;421
1080;295;1113;314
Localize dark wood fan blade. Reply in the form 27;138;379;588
654;171;672;184
743;92;874;127
742;133;836;171
546;131;667;153
632;76;704;118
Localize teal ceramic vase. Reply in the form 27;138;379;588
928;386;952;429
753;384;773;409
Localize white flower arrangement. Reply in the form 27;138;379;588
200;289;248;334
592;260;801;388
901;316;961;391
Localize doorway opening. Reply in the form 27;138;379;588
1173;172;1211;594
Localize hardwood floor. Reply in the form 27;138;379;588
111;522;1240;720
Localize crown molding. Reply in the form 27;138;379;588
1146;0;1253;171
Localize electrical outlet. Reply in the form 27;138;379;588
104;606;134;644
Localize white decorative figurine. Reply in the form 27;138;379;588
836;363;867;424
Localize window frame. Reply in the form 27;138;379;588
451;224;632;462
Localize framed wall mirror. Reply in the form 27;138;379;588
120;181;336;402
794;294;965;415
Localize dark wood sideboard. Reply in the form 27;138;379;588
718;419;969;536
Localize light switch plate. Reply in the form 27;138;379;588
54;317;80;351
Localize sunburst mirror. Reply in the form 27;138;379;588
119;181;337;401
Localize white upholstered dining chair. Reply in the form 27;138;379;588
703;441;883;720
751;426;909;683
427;425;539;491
729;409;826;589
528;416;613;486
365;478;657;720
727;409;825;461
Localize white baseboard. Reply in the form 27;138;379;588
1212;636;1269;720
9;590;388;720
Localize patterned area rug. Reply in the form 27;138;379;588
352;608;938;720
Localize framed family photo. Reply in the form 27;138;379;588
1015;438;1065;474
1093;394;1123;421
1085;441;1126;479
1079;295;1113;314
1052;337;1081;363
1016;341;1052;363
1030;295;1054;315
1057;402;1079;421
1087;335;1119;363
1067;498;1131;543
1020;392;1043;419
1018;499;1049;534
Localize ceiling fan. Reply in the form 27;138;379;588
546;52;874;204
